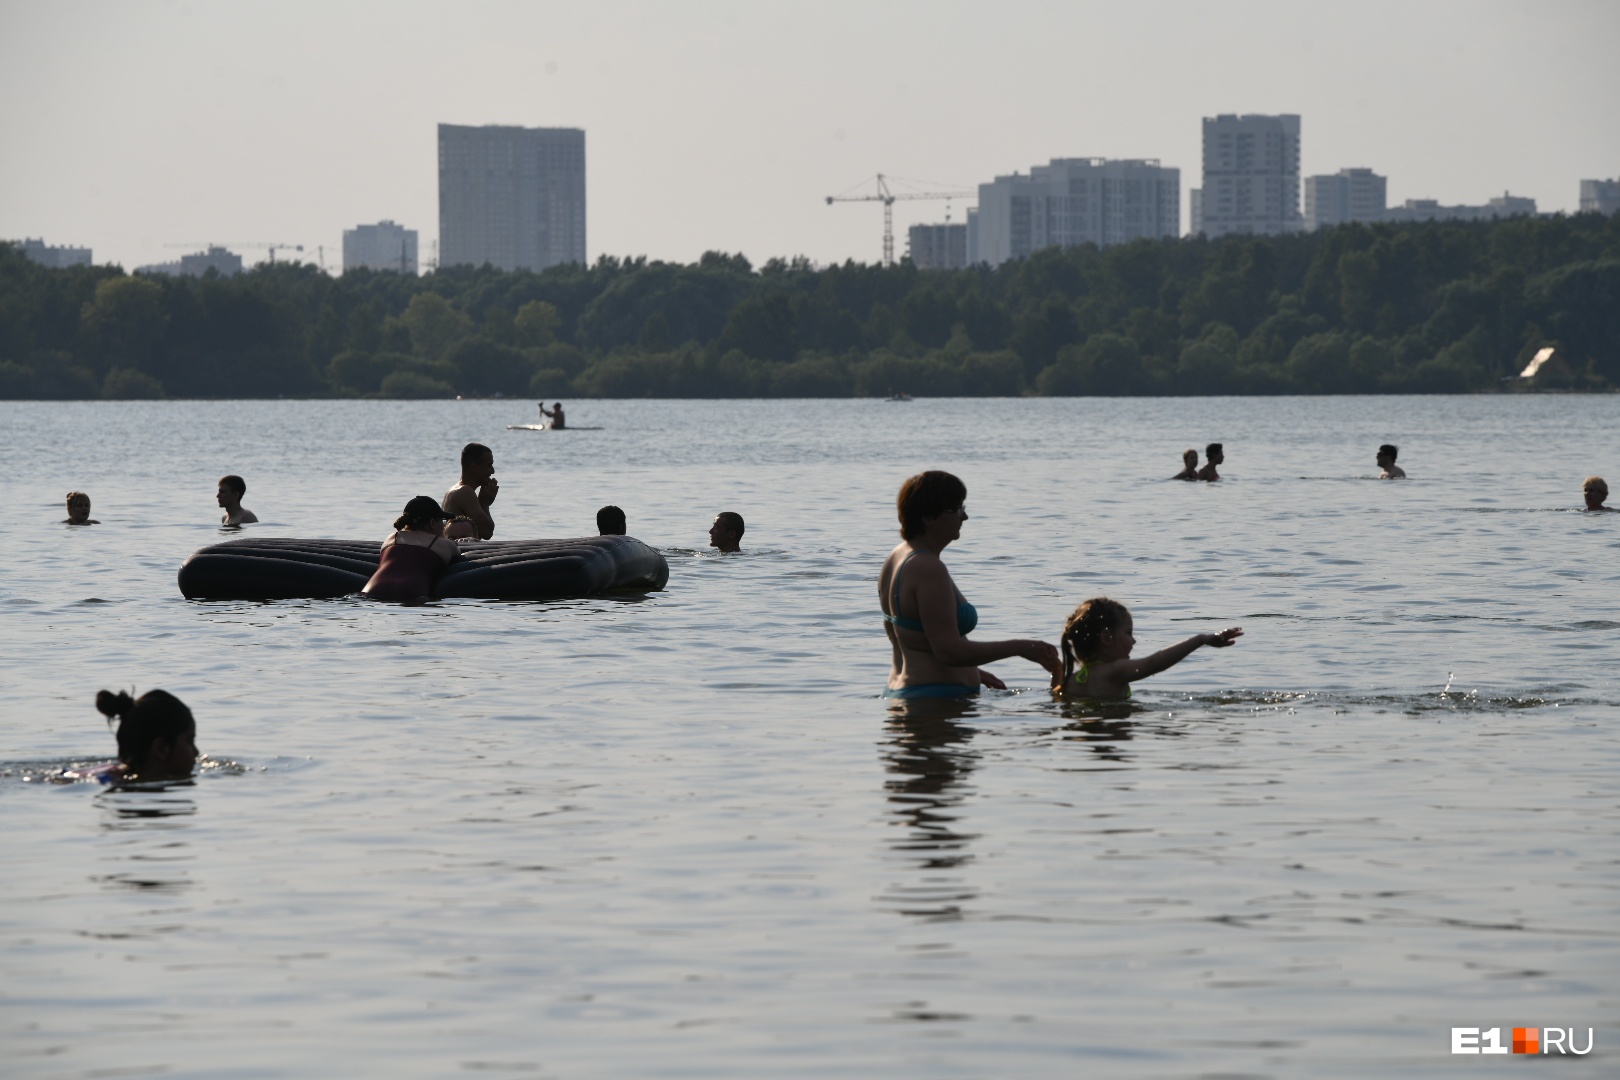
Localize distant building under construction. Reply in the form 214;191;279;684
438;123;585;272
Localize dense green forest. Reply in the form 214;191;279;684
3;213;1618;400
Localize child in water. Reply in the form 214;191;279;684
1584;476;1612;511
444;515;480;541
91;688;200;783
362;496;459;602
64;491;99;525
1054;597;1242;699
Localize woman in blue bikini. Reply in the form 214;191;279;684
880;471;1060;699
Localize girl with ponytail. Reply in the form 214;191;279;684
94;688;199;781
1055;598;1242;699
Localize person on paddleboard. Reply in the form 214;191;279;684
540;401;566;429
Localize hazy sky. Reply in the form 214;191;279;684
3;0;1617;272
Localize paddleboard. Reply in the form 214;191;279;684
505;424;605;431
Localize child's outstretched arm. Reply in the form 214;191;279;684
1105;628;1243;685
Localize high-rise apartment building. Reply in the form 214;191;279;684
1579;178;1620;216
1303;168;1387;231
1191;114;1302;237
966;158;1179;267
343;220;419;274
907;223;967;270
18;238;92;268
438;124;585;272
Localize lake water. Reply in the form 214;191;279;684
2;396;1617;1078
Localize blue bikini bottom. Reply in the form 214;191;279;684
883;683;979;700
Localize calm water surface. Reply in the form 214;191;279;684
2;396;1617;1078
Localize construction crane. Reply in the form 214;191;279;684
165;241;307;265
825;174;974;267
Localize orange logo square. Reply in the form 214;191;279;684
1512;1028;1539;1055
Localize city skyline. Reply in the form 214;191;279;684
2;0;1616;272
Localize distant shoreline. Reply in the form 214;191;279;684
5;214;1616;400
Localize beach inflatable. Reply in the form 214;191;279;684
178;536;669;601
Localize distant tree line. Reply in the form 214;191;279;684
3;212;1618;400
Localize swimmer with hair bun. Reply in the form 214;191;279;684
1055;597;1242;699
94;688;199;782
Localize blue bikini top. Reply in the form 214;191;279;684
883;551;978;635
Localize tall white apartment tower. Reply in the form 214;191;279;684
438;124;586;272
1304;168;1387;231
967;158;1179;267
1191;114;1302;238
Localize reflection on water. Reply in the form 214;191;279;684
880;704;980;920
1057;710;1140;763
93;786;196;893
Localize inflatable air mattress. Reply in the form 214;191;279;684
178;536;669;601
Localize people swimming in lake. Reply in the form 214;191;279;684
362;496;459;603
217;474;257;526
598;505;627;536
1197;443;1223;481
540;401;566;429
1377;444;1406;479
1054;597;1242;700
93;688;199;783
1584;476;1612;511
880;470;1060;699
443;442;497;539
64;491;99;525
1173;449;1199;480
709;511;744;553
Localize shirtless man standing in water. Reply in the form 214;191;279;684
443;442;498;540
217;475;258;526
1377;444;1406;479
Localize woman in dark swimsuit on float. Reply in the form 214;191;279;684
878;470;1060;699
362;496;459;603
